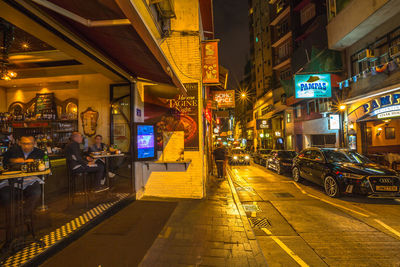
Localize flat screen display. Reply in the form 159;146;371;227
136;124;156;160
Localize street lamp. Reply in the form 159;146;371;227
241;92;246;99
339;104;346;111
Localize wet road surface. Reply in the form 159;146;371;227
228;163;400;267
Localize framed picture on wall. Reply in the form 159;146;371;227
114;123;126;137
385;127;395;139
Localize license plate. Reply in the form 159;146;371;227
376;185;398;191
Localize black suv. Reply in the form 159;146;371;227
292;148;400;198
266;150;297;174
253;149;271;166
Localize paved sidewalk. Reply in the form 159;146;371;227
140;177;267;266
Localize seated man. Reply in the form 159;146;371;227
65;132;107;192
88;135;116;179
0;136;44;244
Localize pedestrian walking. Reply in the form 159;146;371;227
213;143;227;179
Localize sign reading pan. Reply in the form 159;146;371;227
295;74;332;98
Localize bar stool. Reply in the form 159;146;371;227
66;161;90;208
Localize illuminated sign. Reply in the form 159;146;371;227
213;90;235;108
329;114;340;130
202;41;219;84
350;92;400;121
295;74;332;98
256;119;271;130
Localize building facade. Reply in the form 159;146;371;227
327;0;400;161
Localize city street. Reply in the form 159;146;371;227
228;163;400;267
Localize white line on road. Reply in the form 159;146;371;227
374;219;400;239
290;182;370;218
261;228;310;267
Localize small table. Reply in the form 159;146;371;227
0;169;50;255
90;153;125;188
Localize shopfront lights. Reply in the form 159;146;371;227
259;133;264;138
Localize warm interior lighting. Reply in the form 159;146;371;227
378;127;382;131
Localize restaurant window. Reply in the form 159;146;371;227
385;127;395;139
366;127;372;145
300;3;316;25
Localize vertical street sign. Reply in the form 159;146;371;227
202;41;219;84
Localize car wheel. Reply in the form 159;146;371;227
324;176;341;198
276;164;281;175
292;167;302;182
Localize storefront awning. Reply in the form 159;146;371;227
6;0;186;94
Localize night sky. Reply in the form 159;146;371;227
214;0;250;89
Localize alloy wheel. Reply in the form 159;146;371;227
276;164;281;175
292;167;301;182
324;176;340;198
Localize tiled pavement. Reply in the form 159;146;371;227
140;177;267;266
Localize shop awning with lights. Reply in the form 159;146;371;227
1;0;185;93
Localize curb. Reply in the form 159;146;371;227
226;167;268;266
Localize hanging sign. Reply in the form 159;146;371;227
256;119;271;130
295;74;332;98
213;90;235;108
328;114;340;130
202;41;219;84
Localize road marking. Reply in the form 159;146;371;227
292;181;307;194
374;219;400;239
290;181;370;217
261;228;310;267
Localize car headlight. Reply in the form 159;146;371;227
341;172;364;179
245;155;250;160
233;156;238;160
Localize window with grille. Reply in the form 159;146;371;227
300;3;316;25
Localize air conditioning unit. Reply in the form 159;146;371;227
357;49;375;62
389;43;400;58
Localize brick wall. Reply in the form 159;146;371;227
141;0;206;199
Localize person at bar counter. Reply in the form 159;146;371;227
0;136;44;245
88;135;116;179
213;143;227;179
65;132;107;192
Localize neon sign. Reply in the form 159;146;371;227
295;74;332;98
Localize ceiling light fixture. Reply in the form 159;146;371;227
0;19;17;81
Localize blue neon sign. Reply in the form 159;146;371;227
295;74;332;98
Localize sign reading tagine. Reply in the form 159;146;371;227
295;74;332;98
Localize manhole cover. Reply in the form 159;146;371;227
242;204;260;212
249;217;271;228
274;192;294;198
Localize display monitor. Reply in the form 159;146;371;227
134;123;157;161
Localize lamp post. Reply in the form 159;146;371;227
339;104;346;148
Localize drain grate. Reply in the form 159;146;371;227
249;217;271;228
242;204;260;212
274;192;294;198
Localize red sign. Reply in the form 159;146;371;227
202;41;219;84
213;90;235;108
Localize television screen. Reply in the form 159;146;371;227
137;125;155;159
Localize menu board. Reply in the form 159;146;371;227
35;93;55;114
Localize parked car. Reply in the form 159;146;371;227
253;149;272;165
292;148;400;198
228;149;250;166
266;150;297;174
